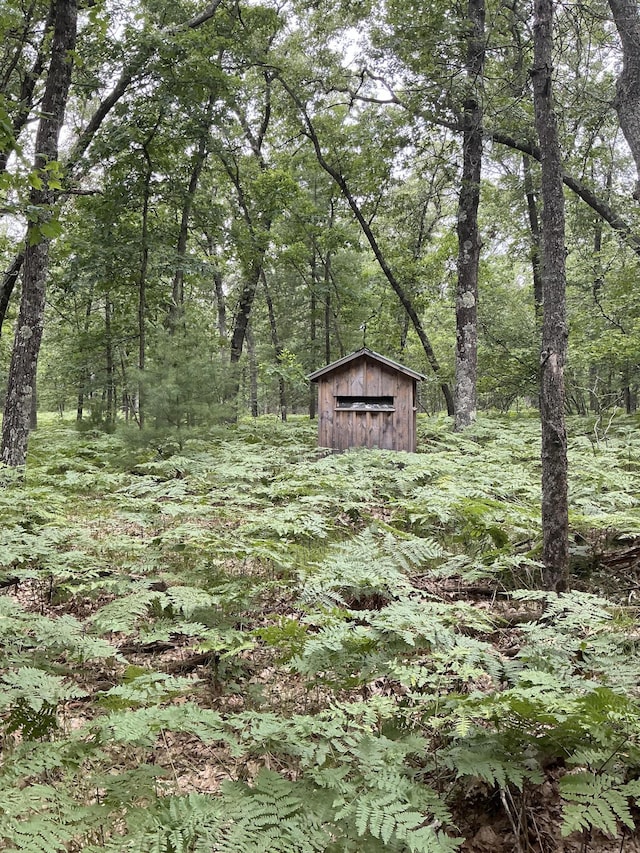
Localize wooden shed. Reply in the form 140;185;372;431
309;348;425;452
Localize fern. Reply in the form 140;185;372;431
301;527;443;608
4;414;640;852
89;589;169;634
560;772;640;837
443;734;542;790
216;769;330;853
123;794;222;853
100;672;196;709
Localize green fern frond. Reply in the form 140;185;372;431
443;735;540;790
216;769;330;853
560;771;638;837
90;590;169;634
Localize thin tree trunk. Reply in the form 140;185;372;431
220;81;273;368
323;202;335;366
262;271;287;421
454;0;485;431
105;293;116;429
1;0;77;467
76;289;93;422
246;325;259;417
523;155;543;319
0;253;25;336
204;234;227;341
324;250;332;364
532;0;569;592
137;140;154;429
230;262;264;364
213;268;227;340
29;374;37;430
309;251;318;418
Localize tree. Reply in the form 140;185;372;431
607;0;640;201
532;0;569;592
454;0;485;430
0;0;56;175
276;72;455;415
1;0;78;466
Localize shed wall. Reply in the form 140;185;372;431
316;356;417;452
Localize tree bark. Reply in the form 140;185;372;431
324;244;332;364
454;0;485;431
230;261;264;364
213;269;227;341
262;271;287;421
309;249;318;418
105;293;116;430
522;155;543;320
1;0;77;467
137;141;154;429
246;325;259;417
607;0;640;201
0;253;25;335
532;0;569;592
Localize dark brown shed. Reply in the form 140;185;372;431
309;348;425;452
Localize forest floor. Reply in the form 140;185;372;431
2;412;640;852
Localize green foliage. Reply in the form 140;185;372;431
1;416;640;850
560;773;640;838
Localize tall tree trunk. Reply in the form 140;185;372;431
230;261;264;364
246;325;259;417
76;289;93;422
204;234;227;340
532;0;569;592
454;0;485;431
29;374;38;431
607;0;640;201
105;293;116;430
309;251;318;418
324;250;332;364
523;155;543;320
137;140;154;429
262;271;287;421
323;202;335;366
1;0;77;467
221;81;273;368
213;269;227;340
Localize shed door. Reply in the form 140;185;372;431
334;396;395;450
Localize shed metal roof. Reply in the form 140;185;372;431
309;347;426;382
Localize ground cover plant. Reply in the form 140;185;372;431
1;413;640;852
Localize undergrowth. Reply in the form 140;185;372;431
1;413;640;851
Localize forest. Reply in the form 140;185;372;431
1;0;640;850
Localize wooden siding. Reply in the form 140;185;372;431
314;353;418;452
